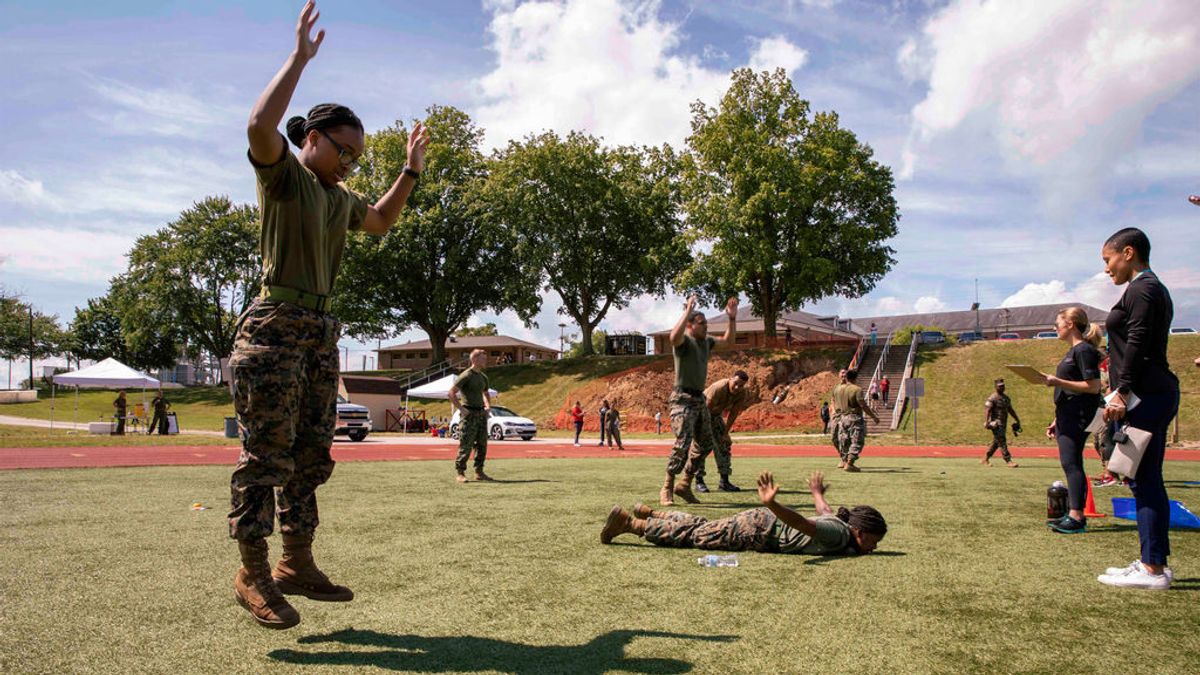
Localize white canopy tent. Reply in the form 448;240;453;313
402;374;498;433
51;358;161;430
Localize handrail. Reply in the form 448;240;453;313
890;337;920;430
847;336;867;371
394;356;471;392
867;336;891;396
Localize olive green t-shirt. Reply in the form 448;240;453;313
249;142;371;296
704;378;751;415
454;368;490;409
832;383;863;415
773;514;854;555
673;335;717;392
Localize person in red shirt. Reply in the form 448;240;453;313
880;376;890;405
571;401;585;447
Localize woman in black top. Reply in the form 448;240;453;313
1041;307;1103;534
1096;228;1179;590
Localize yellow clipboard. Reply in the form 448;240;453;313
1004;364;1047;385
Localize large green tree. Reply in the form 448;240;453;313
336;105;541;365
0;289;64;363
67;295;129;364
678;68;899;337
121;196;260;367
481;132;688;355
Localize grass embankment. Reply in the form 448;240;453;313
898;335;1200;446
0;424;232;448
2;456;1199;673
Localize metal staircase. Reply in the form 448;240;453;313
393;356;471;393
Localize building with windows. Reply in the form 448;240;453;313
376;335;560;371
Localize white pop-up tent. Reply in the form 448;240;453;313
52;358;161;430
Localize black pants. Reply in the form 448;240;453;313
1127;390;1180;566
598;413;607;444
1055;410;1092;512
573;421;583;444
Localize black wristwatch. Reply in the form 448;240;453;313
403;166;421;180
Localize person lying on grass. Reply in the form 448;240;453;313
601;471;887;555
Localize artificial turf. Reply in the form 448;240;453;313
2;456;1198;674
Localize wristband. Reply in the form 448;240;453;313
403;166;420;180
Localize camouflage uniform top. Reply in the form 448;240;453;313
673;335;717;392
774;514;854;554
704;378;751;416
249;143;371;296
985;392;1012;426
832;383;865;416
454;368;490;409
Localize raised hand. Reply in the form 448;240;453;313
296;1;325;62
808;471;828;496
407;121;431;173
684;294;697;314
756;471;779;504
725;296;739;318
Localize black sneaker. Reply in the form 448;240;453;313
694;478;710;494
1046;514;1068;527
718;479;742;492
1050;516;1087;534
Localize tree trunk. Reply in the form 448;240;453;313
760;286;779;339
425;326;450;367
578;321;595;356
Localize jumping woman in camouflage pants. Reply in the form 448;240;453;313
229;1;429;630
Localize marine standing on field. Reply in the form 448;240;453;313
831;369;878;471
597;399;611;446
660;294;738;506
149;390;170;435
449;349;494;482
227;0;430;631
829;368;848;457
606;403;625;450
982;378;1022;468
692;371;751;494
111;390;127;435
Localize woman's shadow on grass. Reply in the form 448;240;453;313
269;627;738;673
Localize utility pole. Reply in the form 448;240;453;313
28;305;34;390
558;322;567;355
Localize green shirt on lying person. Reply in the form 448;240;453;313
773;514;853;554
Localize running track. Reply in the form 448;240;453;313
2;439;1197;470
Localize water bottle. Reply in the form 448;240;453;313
772;386;790;405
697;554;739;567
1047;481;1068;520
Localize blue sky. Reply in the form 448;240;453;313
2;0;1198;379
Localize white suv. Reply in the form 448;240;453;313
450;405;537;441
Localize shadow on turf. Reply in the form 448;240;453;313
466;479;555;484
804;550;907;565
269;627;738;673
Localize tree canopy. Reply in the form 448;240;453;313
480;131;688;355
678;68;899;337
336;105;541;365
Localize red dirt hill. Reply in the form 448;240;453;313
551;348;848;433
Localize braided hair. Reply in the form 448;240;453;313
836;505;888;537
285;103;363;149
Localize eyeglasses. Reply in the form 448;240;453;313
318;129;362;172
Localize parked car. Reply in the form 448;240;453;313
1170;327;1197;334
997;333;1022;341
919;330;946;344
335;394;371;442
450;405;537;441
957;331;984;343
1034;331;1058;339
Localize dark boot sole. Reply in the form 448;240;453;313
273;577;355;602
234;591;301;629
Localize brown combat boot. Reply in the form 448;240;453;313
632;502;665;520
234;539;300;629
660;473;676;506
674;474;700;503
600;505;646;544
273;533;354;602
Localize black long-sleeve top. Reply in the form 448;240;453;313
1105;270;1178;396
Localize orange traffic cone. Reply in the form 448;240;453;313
1083;479;1107;518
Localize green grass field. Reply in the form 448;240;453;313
3;456;1199;674
0;424;232;448
0;385;234;431
898;335;1200;446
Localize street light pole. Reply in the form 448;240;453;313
558;322;567;355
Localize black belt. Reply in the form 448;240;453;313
674;387;704;397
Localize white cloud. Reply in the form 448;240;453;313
913;295;946;313
748;36;808;73
0;170;57;209
475;0;802;149
899;0;1200;214
0;225;132;282
873;296;905;313
1001;272;1122;310
86;76;241;139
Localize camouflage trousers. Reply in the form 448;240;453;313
835;414;866;462
985;425;1012;462
691;415;732;478
228;299;340;541
456;409;488;473
644;507;780;552
666;391;721;476
830;412;843;455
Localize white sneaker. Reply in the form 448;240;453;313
1103;560;1174;582
573;442;580;447
1097;564;1171;590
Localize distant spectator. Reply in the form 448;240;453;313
870;322;878;347
571;401;584;447
111;390;127;435
597;399;610;446
606;403;624;450
148;390;170;435
820;400;830;434
654;410;663;434
880;376;890;405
